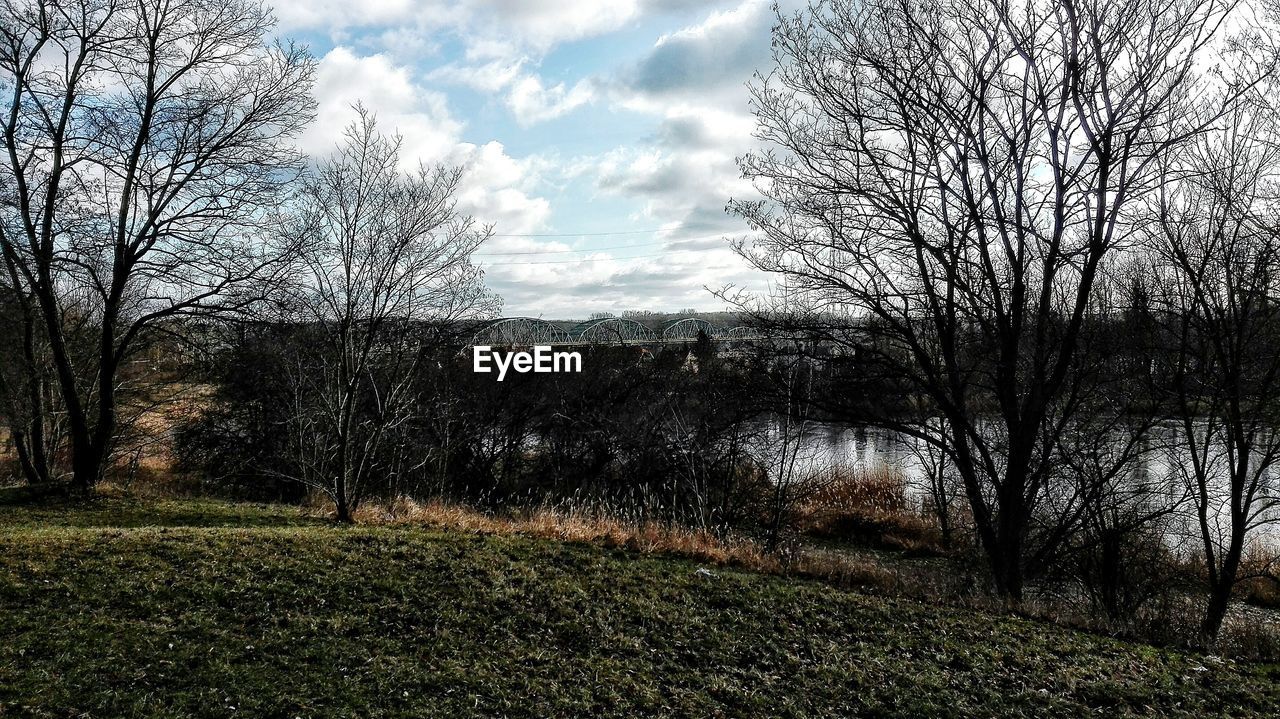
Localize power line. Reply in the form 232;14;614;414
475;230;756;258
474;240;660;257
489;228;671;238
476;247;740;267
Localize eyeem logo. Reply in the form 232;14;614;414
473;345;582;381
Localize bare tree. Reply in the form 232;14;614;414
0;268;61;484
279;108;498;522
729;0;1269;600
0;0;315;491
899;417;958;548
1144;99;1280;644
1054;404;1182;622
742;353;822;553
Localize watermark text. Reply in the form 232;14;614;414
473;345;582;381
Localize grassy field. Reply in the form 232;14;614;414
1;494;1278;717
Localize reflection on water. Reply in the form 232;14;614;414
779;420;1280;549
788;422;926;482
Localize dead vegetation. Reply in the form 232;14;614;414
337;494;899;589
794;465;949;554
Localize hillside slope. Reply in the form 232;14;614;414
0;497;1276;718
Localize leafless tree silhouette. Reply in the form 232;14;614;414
729;0;1272;600
1144;95;1280;643
277;107;498;522
0;0;315;490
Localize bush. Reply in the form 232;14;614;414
795;465;945;553
1060;510;1185;625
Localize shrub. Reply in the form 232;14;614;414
795;465;946;553
1067;514;1185;624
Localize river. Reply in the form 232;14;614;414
780;420;1280;550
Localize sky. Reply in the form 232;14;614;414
268;0;793;319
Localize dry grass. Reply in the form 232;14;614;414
797;465;947;554
336;495;902;593
1241;576;1280;609
1237;551;1280;610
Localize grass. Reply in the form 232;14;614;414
346;496;901;593
1;493;1279;717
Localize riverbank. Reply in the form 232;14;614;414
1;494;1277;717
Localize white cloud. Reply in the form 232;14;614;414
426;60;525;93
271;0;776;315
480;242;765;318
428;59;596;125
451;142;553;234
463;0;643;56
506;75;596;124
489;0;781;315
303;47;461;165
270;0;651;58
304;47;552;236
270;0;424;31
584;0;773;238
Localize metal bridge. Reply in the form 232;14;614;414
470;316;764;347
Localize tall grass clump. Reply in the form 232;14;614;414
796;465;947;554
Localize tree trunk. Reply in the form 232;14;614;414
1202;533;1244;646
11;426;48;485
334;489;354;523
1201;584;1232;647
69;443;100;495
991;544;1025;605
66;353;118;494
1;285;53;485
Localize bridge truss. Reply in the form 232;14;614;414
471;317;569;346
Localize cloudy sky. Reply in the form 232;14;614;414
270;0;793;319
